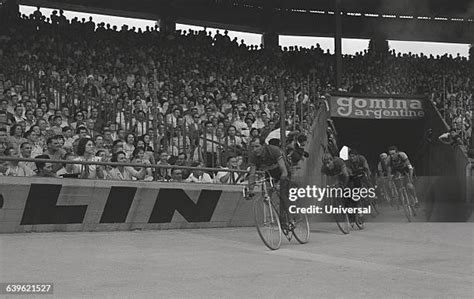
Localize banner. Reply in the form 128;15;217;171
0;177;254;233
330;96;425;119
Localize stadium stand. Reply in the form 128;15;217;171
0;9;472;181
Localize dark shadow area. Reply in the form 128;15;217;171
333;118;425;170
331;115;471;222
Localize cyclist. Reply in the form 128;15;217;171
387;146;419;207
321;153;354;227
376;153;391;200
346;149;371;188
321;153;350;188
377;153;389;177
247;137;290;222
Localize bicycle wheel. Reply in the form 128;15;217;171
368;197;379;218
254;194;282;250
406;190;417;217
381;183;392;205
400;188;413;222
333;198;350;234
290;212;310;244
389;181;400;209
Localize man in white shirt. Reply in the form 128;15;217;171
20;141;37;172
185;161;213;183
438;128;463;146
232;112;247;134
166;108;181;128
224;125;244;150
13;105;26;123
214;156;242;184
3;147;35;177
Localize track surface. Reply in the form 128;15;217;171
1;223;472;298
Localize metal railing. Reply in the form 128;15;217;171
4;66;321;166
0;156;262;184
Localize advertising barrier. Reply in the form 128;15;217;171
330;95;425;120
0;177;253;233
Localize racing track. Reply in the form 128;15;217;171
1;223;472;298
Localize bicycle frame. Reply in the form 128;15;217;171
260;178;294;241
246;175;309;248
393;174;415;221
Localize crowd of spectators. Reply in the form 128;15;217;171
0;8;320;182
342;46;471;148
433;91;472;147
0;8;472;181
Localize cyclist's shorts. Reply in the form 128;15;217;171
265;167;284;181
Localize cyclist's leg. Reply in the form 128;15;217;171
387;176;396;198
346;177;358;220
381;176;389;199
405;175;419;206
361;173;373;189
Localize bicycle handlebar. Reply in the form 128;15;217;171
243;176;278;199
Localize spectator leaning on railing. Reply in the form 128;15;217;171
106;151;147;181
185;161;214;183
34;154;59;178
438;128;464;147
3;146;34;176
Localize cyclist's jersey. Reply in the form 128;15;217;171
321;157;348;185
346;155;370;177
249;144;286;179
389;152;412;174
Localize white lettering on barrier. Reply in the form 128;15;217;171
334;97;424;119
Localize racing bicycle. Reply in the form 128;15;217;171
244;175;310;250
351;173;379;218
393;173;417;222
377;176;397;207
327;183;365;234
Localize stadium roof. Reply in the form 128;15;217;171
19;0;474;43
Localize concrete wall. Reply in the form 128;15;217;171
404;100;473;221
0;177;253;233
292;107;328;188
